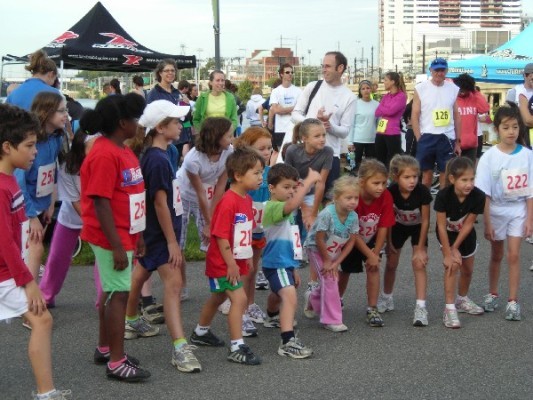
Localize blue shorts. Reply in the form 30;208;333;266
416;134;455;172
263;268;295;294
140;227;182;272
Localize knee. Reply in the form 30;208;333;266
32;310;53;332
412;259;426;272
491;248;504;263
507;252;519;266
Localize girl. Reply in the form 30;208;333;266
15;92;66;279
339;159;395;328
124;100;202;372
176;117;234;299
434;157;485;329
379;155;432;326
80;93;151;381
475;106;533;321
303;176;360;332
374;72;407;168
347;80;379;172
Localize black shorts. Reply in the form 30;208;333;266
140;226;182;272
476;136;483;158
272;132;285;152
340;239;376;274
436;230;478;258
390;224;426;250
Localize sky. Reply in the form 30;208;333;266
1;0;533;78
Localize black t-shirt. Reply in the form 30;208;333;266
388;182;432;227
140;147;180;247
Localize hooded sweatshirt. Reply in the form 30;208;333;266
246;94;265;125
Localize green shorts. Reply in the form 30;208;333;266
208;277;243;293
90;244;133;293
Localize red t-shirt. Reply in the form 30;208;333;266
456;91;490;150
80;137;145;251
206;190;254;278
357;189;395;244
0;174;33;286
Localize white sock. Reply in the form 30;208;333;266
194;325;209;336
445;304;456;310
37;390;56;399
416;299;426;308
456;295;467;301
381;292;392;299
230;338;244;352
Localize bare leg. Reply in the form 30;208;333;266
412;246;427;300
158;264;185;340
27;239;45;279
25;310;54;394
225;288;247;341
126;264;151;317
105;292;128;362
278;286;297;333
444;264;460;304
338;271;351;298
198;292;228;327
507;236;522;300
458;256;475;297
383;248;401;294
488;240;504;294
366;268;380;308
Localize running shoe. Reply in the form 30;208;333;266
278;337;313;359
171;344;202;373
124;317;160;339
529;261;533;271
32;389;72;400
190;330;225;347
93;348;139;366
413;305;429;327
255;271;269;290
218;298;231;315
106;358;151;382
443;308;461;329
242;314;258;337
455;296;484;315
227;344;261;365
323;323;348;332
482;293;499;312
247;303;266;324
180;287;190;301
367;309;385;327
377;294;394;313
142;304;165;324
303;286;317;319
263;315;280;328
505;301;521;321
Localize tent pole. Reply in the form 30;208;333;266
60;60;64;91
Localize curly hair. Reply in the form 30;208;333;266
0;104;40;157
195;117;233;155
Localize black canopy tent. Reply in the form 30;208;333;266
2;1;195;76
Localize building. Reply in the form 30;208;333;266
245;48;300;86
379;0;522;75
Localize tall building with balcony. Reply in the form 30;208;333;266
379;0;522;75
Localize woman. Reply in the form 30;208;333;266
375;72;407;168
131;75;146;98
109;78;122;95
192;70;238;130
6;49;59;110
347;80;379;172
146;59;181;104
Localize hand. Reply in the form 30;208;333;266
317;107;331;122
201;225;210;245
226;264;240;286
112;246;129;271
451;248;462;265
387;242;398;255
29;217;44;243
167;242;183;270
454;142;462;156
365;253;381;271
305;168;322;185
42;203;55;225
412;248;428;267
302;214;316;232
320;259;338;278
24;281;47;316
135;238;145;258
524;218;533;238
484;223;496;242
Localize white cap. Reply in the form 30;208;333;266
138;100;190;133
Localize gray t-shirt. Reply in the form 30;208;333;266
284;144;333;195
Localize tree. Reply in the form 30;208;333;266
237;79;253;103
199;57;216;80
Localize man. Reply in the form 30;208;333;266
412;58;461;189
269;64;302;164
515;63;533;148
292;51;357;194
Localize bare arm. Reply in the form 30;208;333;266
282;169;322;215
216;237;240;285
94;196;128;271
519;95;533;127
154;190;182;269
186;171;211;226
411;90;421;140
417;204;430;248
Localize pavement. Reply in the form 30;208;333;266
2;220;533;400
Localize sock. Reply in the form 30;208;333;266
307;281;318;289
367;306;377;312
267;310;279;318
445;304;456;310
173;338;187;350
416;300;426;308
97;345;110;354
125;314;139;322
230;338;244;352
281;330;295;344
141;295;154;308
108;356;127;370
37;390;56;399
194;325;209;336
456;295;467;301
381;292;392;299
491;292;499;297
508;298;517;303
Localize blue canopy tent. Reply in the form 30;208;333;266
446;24;533;84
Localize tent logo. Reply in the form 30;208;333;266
123;55;143;66
481;64;488;78
93;33;152;54
47;31;79;48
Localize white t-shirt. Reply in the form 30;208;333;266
515;83;533;104
176;146;233;202
416;79;459;138
57;165;82;229
292;80;357;157
348;98;379;144
270;84;302;133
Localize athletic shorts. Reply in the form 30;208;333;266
390;224;426;250
90;244;133;292
140;227;182;272
252;236;266;250
272;132;286;152
0;278;28;322
437;231;478;258
263;267;296;294
461;147;477;165
477;136;483;158
416;133;455;172
490;203;527;241
340;239;376;274
208;277;243;293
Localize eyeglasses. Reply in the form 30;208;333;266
284;71;294;75
56;108;69;114
162;69;176;74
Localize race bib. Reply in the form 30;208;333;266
203;183;215;206
252;201;265;233
446;215;466;233
21;220;30;261
501;168;530;198
290;225;303;260
172;179;184;216
394;206;421;226
359;217;379;243
432;109;451;127
233;220;253;259
376;118;388;133
129;192;146;234
36;163;56;197
325;234;348;260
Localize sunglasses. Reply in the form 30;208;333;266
284;71;294;74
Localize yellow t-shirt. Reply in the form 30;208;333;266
206;93;226;118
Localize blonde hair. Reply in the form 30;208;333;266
332;175;359;199
358;158;388;182
389;154;420;181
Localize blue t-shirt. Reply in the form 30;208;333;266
249;166;270;238
6;78;60;111
262;200;299;269
304;204;359;249
140;147;181;247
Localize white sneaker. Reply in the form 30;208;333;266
303;288;316;319
377;293;394;313
324;323;348;332
247;303;266;324
218;298;231;315
455;296;484;315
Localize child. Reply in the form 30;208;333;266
15;92;66;279
262;164;321;356
245;88;265;127
379;155;432;326
434;157;486;329
123;100;202;373
190;146;264;366
475;106;533;321
80;94;151;381
176;117;234;299
338;159;395;327
303;175;360;332
0;104;71;399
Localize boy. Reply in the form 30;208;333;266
190;146;264;365
262;164;321;358
0;104;71;399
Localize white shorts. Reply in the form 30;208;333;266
490;203;526;241
0;279;28;322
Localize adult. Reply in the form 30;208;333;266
515;63;533;148
131;75;146;98
102;83;112;96
192;70;238;130
347;80;379;171
411;58;461;189
269;64;301;164
109;78;122;95
189;84;198;102
175;80;195;161
375;72;407;168
452;74;490;164
292;51;357;195
6;49;59;110
146;59;181;105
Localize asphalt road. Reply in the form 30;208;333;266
2;221;533;400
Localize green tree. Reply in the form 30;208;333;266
199;57;216;80
237;79;253;103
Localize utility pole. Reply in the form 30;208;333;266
371;46;374;78
213;0;221;70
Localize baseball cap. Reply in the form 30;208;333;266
524;63;533;74
139;100;190;133
430;58;448;70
